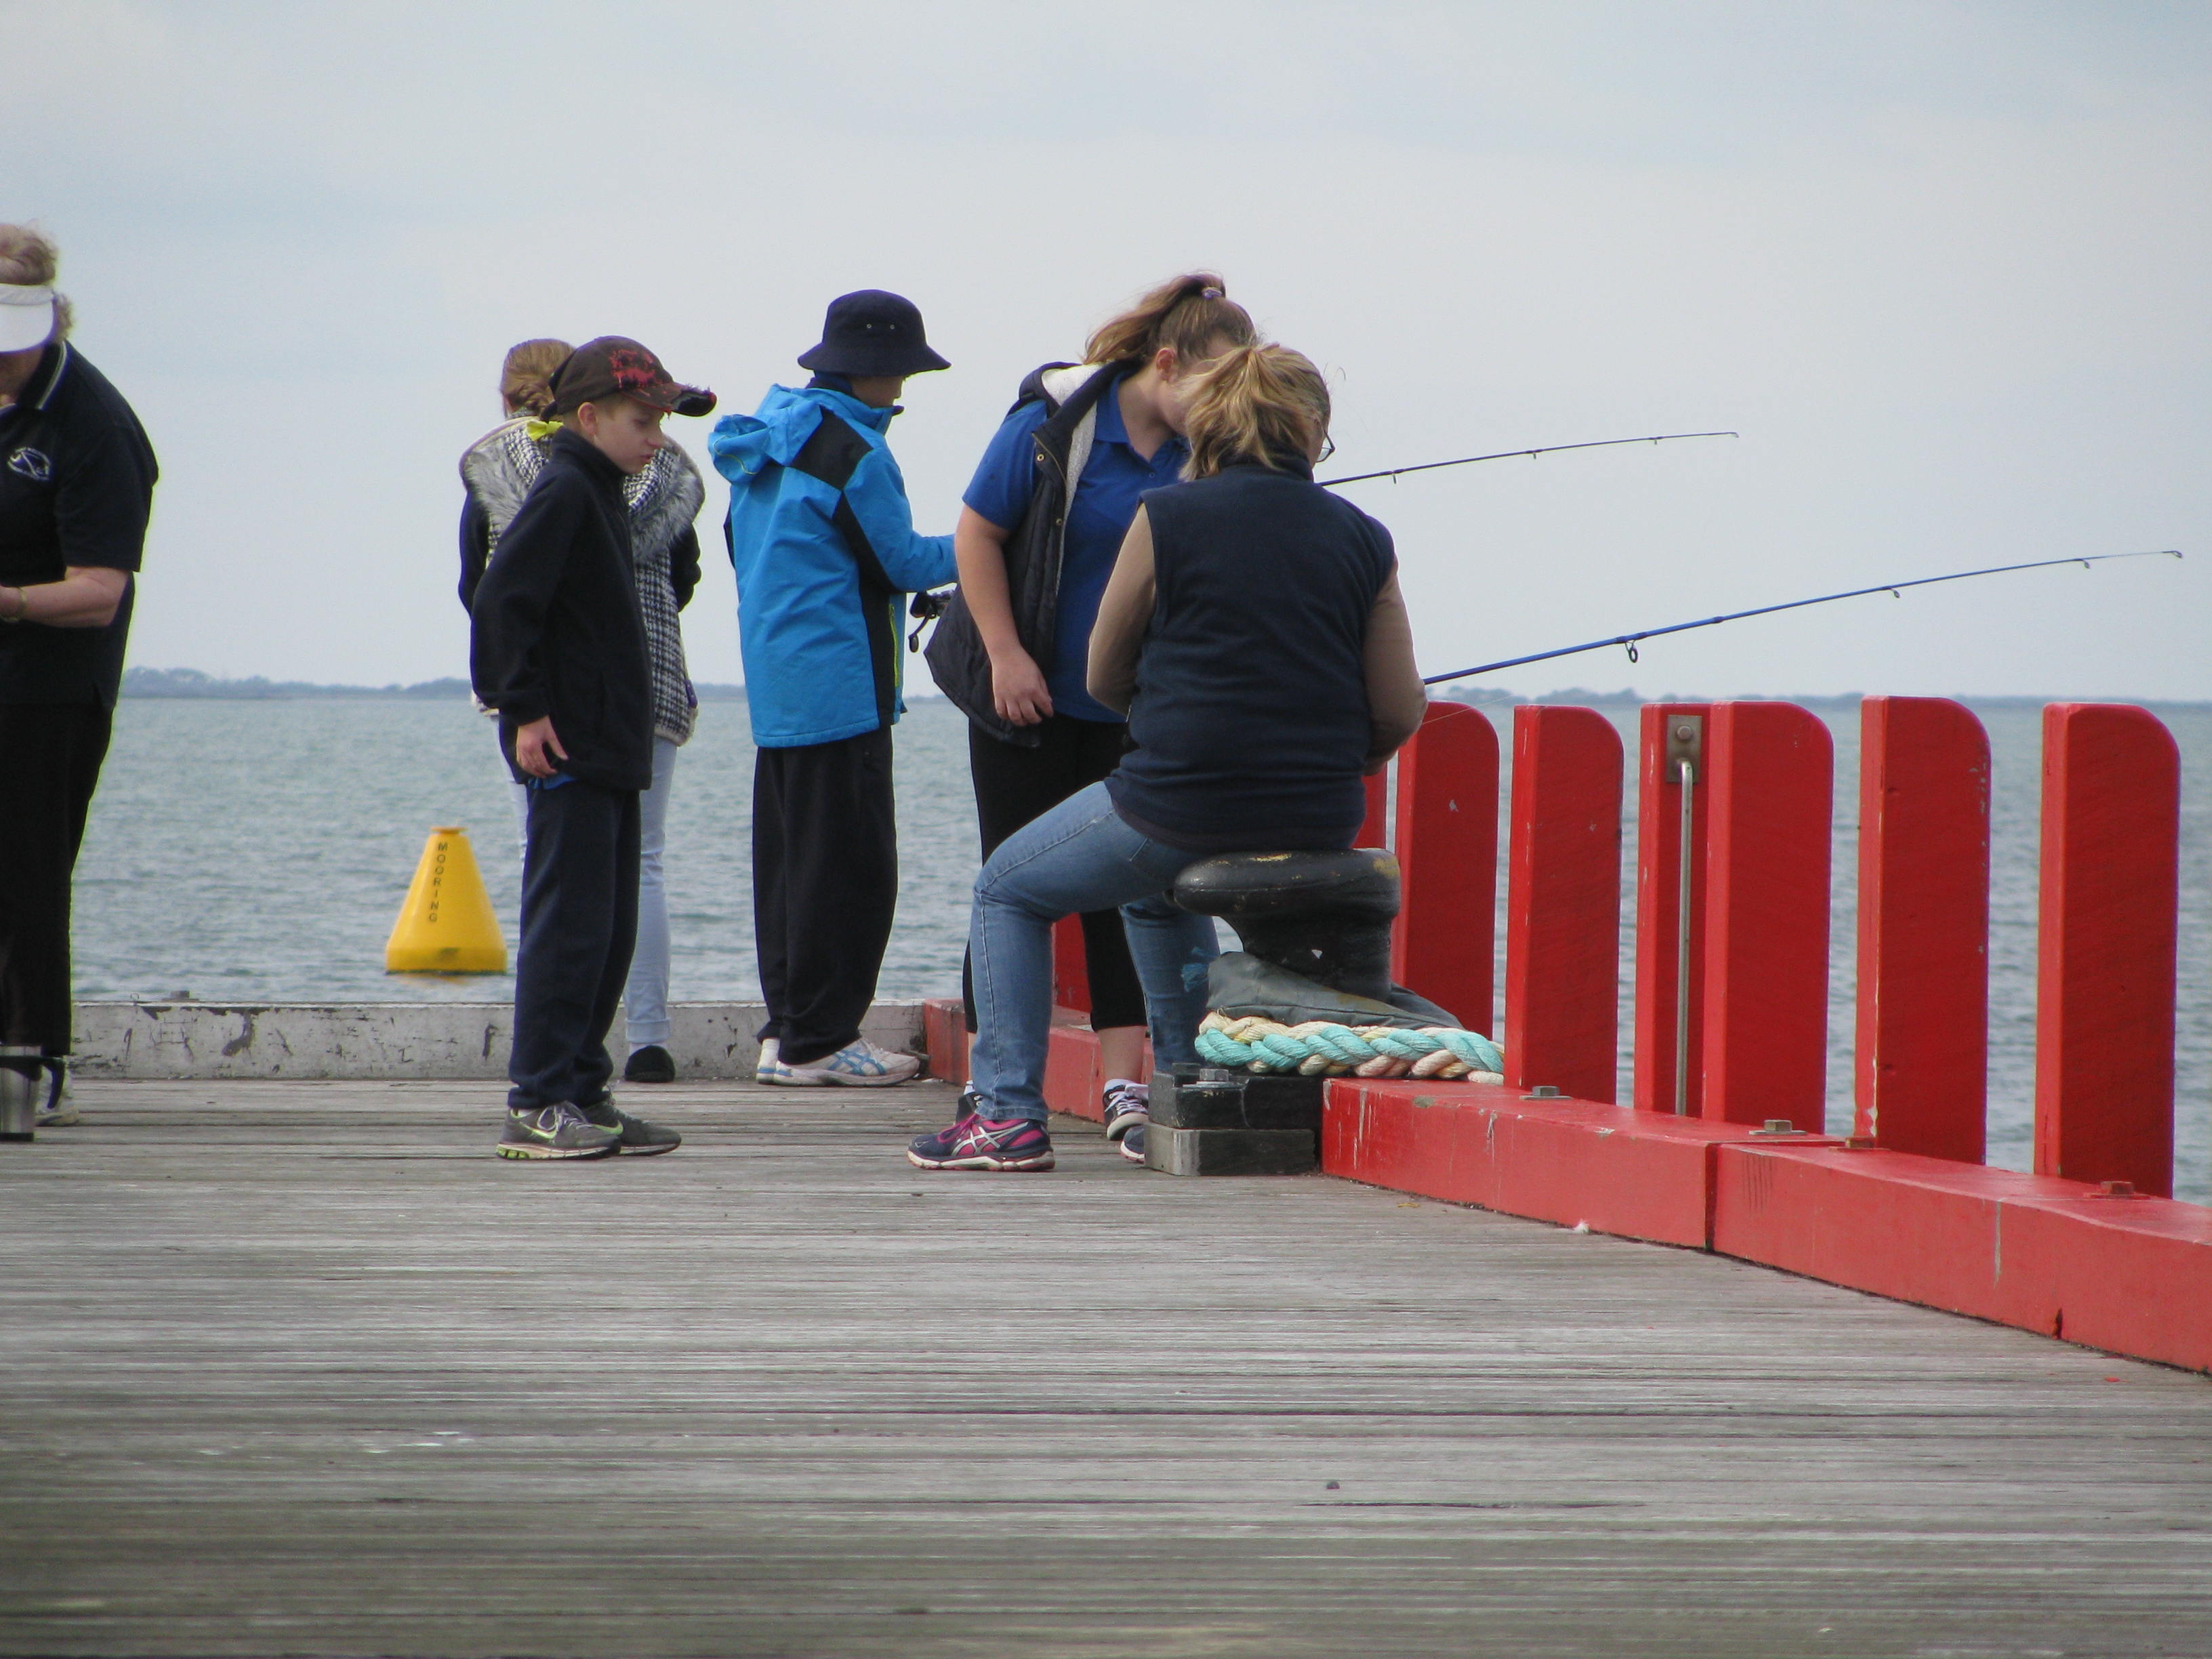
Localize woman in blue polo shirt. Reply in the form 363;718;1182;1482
925;275;1257;1142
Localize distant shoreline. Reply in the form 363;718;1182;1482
118;667;2209;712
119;668;751;703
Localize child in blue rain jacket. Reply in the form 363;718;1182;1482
710;289;956;1088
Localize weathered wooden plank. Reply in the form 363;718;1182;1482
3;1081;2209;1658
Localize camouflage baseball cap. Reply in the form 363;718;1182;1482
547;336;715;418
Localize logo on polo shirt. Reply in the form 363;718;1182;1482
7;446;52;483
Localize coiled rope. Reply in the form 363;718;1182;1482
1195;1012;1506;1081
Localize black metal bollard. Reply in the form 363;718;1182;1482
1170;848;1401;1000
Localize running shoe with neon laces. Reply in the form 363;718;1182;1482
496;1103;621;1160
1102;1078;1149;1141
907;1112;1054;1172
766;1037;922;1088
578;1099;682;1155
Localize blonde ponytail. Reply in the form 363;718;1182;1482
1083;272;1256;368
499;337;573;417
1180;345;1331;481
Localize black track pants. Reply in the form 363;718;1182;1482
509;779;640;1110
752;727;897;1065
962;716;1145;1033
0;699;114;1052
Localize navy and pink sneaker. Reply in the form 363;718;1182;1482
904;1087;979;1166
907;1109;1054;1172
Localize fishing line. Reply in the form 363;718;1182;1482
1319;430;1738;489
906;430;1738;645
1421;550;2184;686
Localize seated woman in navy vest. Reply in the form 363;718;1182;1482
908;344;1428;1174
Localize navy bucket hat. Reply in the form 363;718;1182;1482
797;290;949;378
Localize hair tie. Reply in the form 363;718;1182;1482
1200;286;1224;301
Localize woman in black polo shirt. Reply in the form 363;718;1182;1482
0;226;158;1136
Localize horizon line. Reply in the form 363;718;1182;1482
114;668;2212;711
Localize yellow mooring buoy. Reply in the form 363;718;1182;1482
385;826;508;974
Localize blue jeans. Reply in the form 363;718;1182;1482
623;736;680;1051
967;782;1219;1122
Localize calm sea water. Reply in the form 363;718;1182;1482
74;697;2210;1199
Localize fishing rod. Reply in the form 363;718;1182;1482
905;431;1739;644
1422;549;2185;686
1320;430;1738;489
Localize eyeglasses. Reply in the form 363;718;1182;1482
1316;434;1336;464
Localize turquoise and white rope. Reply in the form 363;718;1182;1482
1195;1012;1506;1081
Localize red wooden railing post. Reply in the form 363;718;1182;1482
1504;705;1624;1100
1856;697;1990;1160
1633;703;1713;1113
1052;917;1091;1013
1359;770;1389;849
1700;701;1834;1130
2034;703;2181;1197
1391;702;1499;1033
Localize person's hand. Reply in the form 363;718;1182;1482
990;649;1053;726
514;716;567;779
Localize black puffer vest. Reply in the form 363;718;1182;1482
922;362;1122;747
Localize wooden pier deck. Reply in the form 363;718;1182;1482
4;1080;2210;1658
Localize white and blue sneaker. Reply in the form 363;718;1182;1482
35;1057;77;1128
762;1037;922;1088
1102;1078;1149;1141
752;1038;781;1084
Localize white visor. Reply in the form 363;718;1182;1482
0;285;58;353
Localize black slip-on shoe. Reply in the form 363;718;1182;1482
623;1045;677;1084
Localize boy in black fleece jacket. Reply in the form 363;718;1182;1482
469;337;714;1160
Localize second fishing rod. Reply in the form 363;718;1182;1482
1311;430;2183;683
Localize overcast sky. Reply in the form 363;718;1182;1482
11;0;2209;699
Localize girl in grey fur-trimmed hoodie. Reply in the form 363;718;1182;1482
457;337;705;1085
